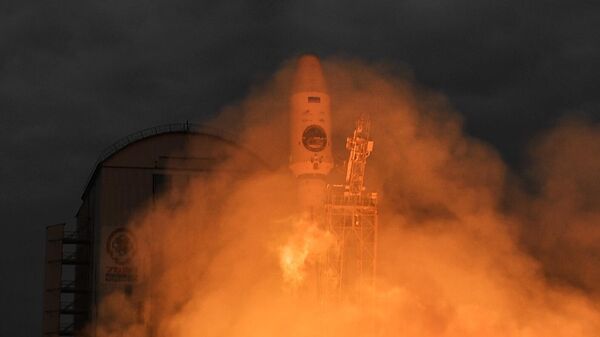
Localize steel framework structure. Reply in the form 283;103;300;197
43;224;92;337
319;115;378;299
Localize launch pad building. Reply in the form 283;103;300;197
42;122;267;337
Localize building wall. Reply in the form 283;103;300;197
76;131;265;335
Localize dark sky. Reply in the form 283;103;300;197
1;1;599;336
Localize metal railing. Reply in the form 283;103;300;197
60;280;90;293
62;230;90;243
60;302;88;315
61;251;89;265
59;322;74;336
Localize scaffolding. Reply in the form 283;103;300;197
319;114;378;299
43;224;92;337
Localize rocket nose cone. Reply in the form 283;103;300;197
292;54;327;93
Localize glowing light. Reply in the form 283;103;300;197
278;216;335;290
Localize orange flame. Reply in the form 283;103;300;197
278;215;335;290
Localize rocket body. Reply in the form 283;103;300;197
289;54;333;209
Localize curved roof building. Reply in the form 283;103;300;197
43;122;267;337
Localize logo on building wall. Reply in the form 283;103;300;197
106;228;137;265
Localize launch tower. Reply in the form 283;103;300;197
319;114;378;299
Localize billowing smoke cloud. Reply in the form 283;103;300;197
91;57;600;336
518;118;600;296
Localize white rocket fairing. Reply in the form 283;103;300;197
289;54;333;209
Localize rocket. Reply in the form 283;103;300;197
289;54;333;210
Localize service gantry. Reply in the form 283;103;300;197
319;114;378;300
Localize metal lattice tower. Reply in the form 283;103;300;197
319;114;378;300
345;115;374;195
